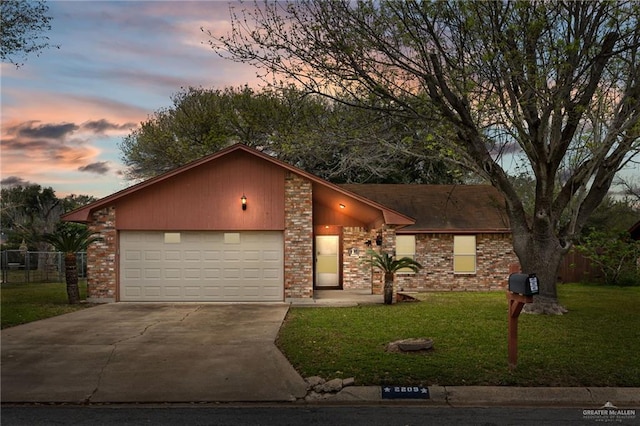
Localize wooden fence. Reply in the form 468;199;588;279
557;248;604;284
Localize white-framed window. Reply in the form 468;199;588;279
396;235;417;274
453;235;476;274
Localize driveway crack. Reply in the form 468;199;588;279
179;305;203;322
85;345;116;404
112;306;202;344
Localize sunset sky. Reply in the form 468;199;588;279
2;1;637;200
1;0;259;198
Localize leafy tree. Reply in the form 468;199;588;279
210;0;640;313
61;194;98;213
361;250;422;305
1;185;96;252
1;184;62;250
582;196;639;235
120;85;460;184
42;224;102;304
576;230;640;286
1;0;57;67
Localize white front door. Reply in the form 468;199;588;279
315;235;339;288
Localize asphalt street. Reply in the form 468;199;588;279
1;405;620;426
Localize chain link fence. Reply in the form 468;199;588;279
1;250;87;284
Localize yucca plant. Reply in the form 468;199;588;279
362;250;422;304
42;225;103;304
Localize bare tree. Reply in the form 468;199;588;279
1;0;57;67
208;0;640;313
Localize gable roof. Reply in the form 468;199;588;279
62;144;414;227
340;184;511;233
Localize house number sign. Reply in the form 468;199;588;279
381;386;430;399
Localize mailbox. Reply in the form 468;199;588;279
508;273;539;296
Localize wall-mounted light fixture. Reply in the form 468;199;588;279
339;203;346;209
241;194;247;210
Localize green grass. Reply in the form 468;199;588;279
276;284;640;387
1;281;91;329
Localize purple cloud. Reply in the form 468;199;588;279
0;176;35;188
78;162;110;175
82;119;136;133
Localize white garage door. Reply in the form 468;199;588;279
120;231;283;302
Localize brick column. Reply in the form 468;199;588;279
284;173;313;299
87;206;117;302
342;226;370;290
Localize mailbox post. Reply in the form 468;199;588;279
507;273;539;369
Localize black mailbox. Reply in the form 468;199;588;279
508;273;539;296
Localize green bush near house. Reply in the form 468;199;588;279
1;281;91;329
276;284;640;387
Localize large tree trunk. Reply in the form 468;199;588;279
64;253;80;305
511;229;569;315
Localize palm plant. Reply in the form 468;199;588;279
42;225;103;304
362;250;422;304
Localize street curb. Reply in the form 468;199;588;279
322;386;640;407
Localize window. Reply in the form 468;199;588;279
396;235;416;274
164;232;181;244
224;233;241;244
453;235;476;274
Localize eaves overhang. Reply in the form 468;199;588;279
62;144;415;228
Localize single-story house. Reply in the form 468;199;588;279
63;143;518;303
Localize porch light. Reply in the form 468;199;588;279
241;194;247;210
339;203;345;209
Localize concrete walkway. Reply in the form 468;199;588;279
1;303;308;403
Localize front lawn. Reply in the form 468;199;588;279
1;281;91;329
276;284;640;387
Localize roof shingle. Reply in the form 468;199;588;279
340;184;511;233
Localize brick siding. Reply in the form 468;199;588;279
284;172;314;299
395;233;517;291
87;206;117;302
342;227;373;290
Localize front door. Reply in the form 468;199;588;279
315;235;340;288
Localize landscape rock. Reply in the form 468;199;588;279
386;338;434;353
317;378;344;393
300;376;355;401
305;376;325;389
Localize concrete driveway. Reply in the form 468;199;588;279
1;303;308;403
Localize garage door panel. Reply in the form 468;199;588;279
184;269;202;279
184;250;201;261
203;268;221;278
120;231;283;302
184;286;202;296
164;286;181;297
165;269;181;279
144;286;162;297
163;250;180;261
243;268;260;279
263;268;280;279
145;268;161;279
